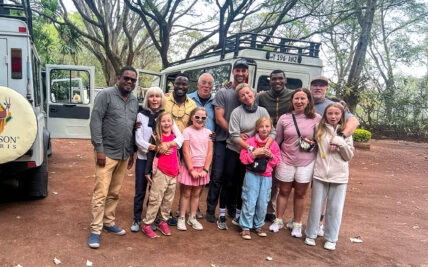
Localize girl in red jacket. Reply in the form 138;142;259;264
239;117;281;240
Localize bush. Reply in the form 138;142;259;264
353;129;372;143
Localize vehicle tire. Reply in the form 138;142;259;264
47;138;52;157
19;146;48;198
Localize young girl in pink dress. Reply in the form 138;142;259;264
142;112;180;238
177;107;213;231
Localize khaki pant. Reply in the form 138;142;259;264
142;170;177;225
90;154;129;234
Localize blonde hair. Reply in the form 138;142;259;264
143;87;165;110
154;112;173;146
235;83;251;93
187;107;207;127
255;117;273;131
315;102;347;142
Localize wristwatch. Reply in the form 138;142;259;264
247;146;255;152
337;132;347;139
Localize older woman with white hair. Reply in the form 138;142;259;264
130;87;183;232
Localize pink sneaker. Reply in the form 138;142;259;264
142;225;158;238
157;221;171;236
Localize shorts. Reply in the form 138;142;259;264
275;160;315;183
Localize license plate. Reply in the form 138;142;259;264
268;52;299;63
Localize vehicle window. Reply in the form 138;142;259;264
50;69;91;104
166;72;180;94
136;72;161;103
11;48;22;79
256;75;303;92
32;52;41;107
185;69;204;94
183;64;231;94
205;64;231;94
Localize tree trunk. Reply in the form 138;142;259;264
344;0;377;112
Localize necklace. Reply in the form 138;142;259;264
171;101;187;119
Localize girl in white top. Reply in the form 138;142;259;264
304;102;354;251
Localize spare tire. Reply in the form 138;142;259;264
0;86;37;164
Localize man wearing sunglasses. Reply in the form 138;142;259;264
88;66;139;249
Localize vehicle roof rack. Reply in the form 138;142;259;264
221;32;321;59
0;0;33;39
169;32;320;67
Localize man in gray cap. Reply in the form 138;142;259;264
310;76;359;136
206;58;248;229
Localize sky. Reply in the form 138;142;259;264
61;0;427;78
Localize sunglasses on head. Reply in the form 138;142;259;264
123;76;137;83
193;115;207;121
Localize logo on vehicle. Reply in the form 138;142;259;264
0;97;12;134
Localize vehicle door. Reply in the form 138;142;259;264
0;38;7;87
135;69;161;104
46;64;95;139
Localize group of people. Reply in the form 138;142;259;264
87;59;359;252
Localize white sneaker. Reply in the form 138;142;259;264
269;218;284;232
187;216;203;230
286;218;294;229
177;217;187;231
305;237;316;246
130;220;140;232
324;241;336;251
291;222;302;238
317;224;325;237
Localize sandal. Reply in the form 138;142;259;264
255;228;267;237
241;230;251;240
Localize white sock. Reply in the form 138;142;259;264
219;208;226;217
235;209;241;219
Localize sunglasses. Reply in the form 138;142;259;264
193;115;207;121
123;76;137;83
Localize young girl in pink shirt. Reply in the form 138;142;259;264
239;117;281;240
177;107;213;231
142;112;180;238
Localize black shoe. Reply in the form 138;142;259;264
167;214;177;226
205;212;216;223
265;213;276;223
227;208;236;219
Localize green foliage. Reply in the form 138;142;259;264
352;129;372;143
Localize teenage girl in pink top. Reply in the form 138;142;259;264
177;107;213;231
142;112;180;238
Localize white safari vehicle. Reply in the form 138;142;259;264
136;32;323;102
0;2;94;197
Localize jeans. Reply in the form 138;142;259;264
133;158;148;221
239;172;272;230
305;179;347;243
206;141;226;214
223;148;246;210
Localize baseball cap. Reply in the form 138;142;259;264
310;76;328;86
233;58;249;69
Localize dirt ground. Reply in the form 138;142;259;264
0;139;427;267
